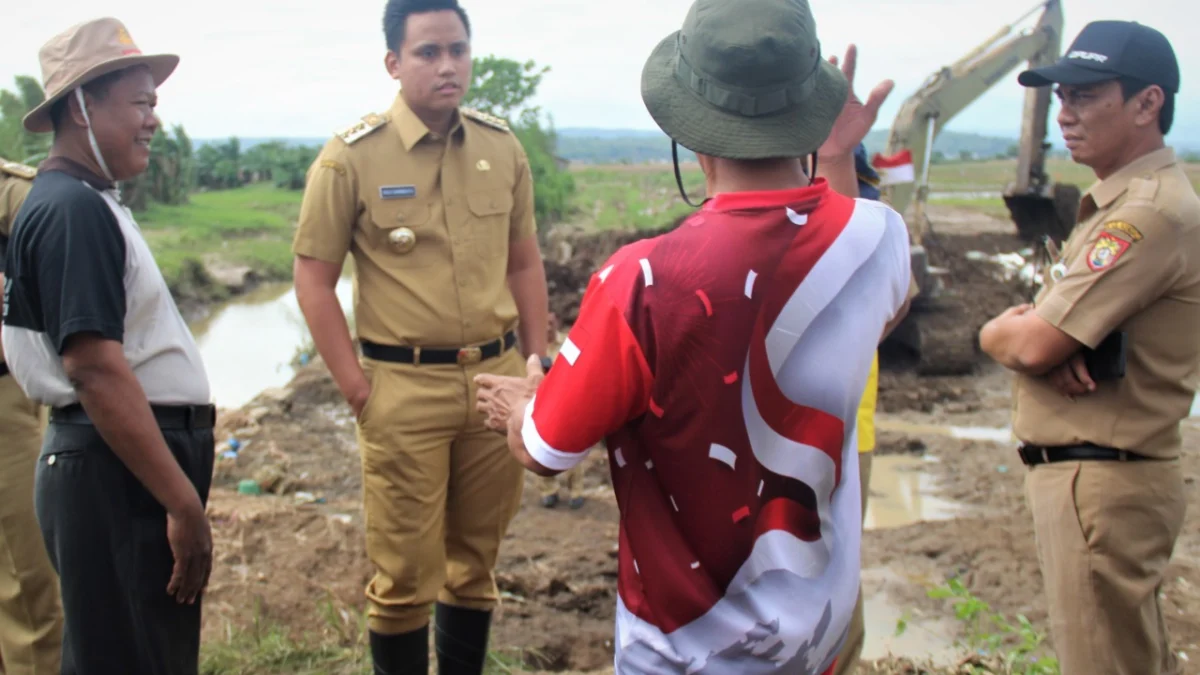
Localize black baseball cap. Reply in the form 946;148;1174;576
1018;21;1179;93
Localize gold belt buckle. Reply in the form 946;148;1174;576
457;346;483;365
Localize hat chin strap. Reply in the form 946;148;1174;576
672;141;821;212
672;140;708;209
75;88;116;185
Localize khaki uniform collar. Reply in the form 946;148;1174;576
1086;146;1177;210
390;93;464;152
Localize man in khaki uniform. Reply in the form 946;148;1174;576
980;21;1194;675
0;158;63;675
292;1;548;672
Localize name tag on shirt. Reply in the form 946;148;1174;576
380;185;416;200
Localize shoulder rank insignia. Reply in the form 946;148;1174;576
1104;220;1143;242
1087;232;1131;272
336;113;388;146
0;159;36;180
460;107;510;132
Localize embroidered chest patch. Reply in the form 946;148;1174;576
1087;232;1130;271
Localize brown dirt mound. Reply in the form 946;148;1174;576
544;221;681;325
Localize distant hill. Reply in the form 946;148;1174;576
195;129;1200;164
555;127;1026;165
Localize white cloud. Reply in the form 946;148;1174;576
1;0;1194;143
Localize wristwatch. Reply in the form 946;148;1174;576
539;355;554;372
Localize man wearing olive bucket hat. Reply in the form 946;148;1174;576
473;0;909;671
3;17;215;673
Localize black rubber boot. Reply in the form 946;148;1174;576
370;625;429;675
434;603;493;675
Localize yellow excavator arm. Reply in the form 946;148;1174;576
880;0;1067;244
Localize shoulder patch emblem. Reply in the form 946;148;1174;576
319;159;346;176
0;160;36;180
1103;220;1143;242
1087;232;1131;271
336;113;388;145
461;107;510;132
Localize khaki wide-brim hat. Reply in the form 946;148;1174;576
23;17;179;134
641;0;848;160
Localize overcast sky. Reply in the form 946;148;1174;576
2;0;1194;143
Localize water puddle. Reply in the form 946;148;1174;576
876;419;1015;444
861;567;960;666
189;278;353;409
864;455;965;531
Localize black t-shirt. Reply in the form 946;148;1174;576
3;170;126;354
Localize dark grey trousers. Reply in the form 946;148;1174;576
34;417;214;675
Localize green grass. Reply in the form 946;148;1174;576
566;164;704;230
927;157;1200;194
135;158;1200;304
200;600;536;675
137;182;302;293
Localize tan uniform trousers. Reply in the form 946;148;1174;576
539;463;584;501
0;375;62;674
1026;459;1185;675
356;347;526;635
832;450;873;675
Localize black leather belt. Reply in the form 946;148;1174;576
50;403;217;430
1018;443;1150;466
0;362;8;378
361;331;517;366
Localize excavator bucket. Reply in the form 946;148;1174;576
1003;182;1082;245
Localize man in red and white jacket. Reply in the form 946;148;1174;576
476;1;910;672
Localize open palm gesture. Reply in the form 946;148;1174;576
819;44;895;159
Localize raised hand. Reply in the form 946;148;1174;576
819;44;895;159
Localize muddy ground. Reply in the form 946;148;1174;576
200;206;1200;673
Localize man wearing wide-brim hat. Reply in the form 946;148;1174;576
474;0;911;671
2;17;216;673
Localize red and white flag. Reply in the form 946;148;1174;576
871;150;915;186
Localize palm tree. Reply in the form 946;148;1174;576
0;75;51;164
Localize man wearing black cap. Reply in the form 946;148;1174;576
980;20;1196;675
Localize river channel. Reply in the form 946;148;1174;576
191;280;1200;415
189;279;353;410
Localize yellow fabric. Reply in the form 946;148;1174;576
355;348;526;634
856;352;879;453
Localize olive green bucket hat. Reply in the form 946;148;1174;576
641;0;848;160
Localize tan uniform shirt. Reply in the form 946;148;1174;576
1014;147;1200;459
0;159;36;366
293;94;537;348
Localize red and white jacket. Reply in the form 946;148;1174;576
523;179;912;674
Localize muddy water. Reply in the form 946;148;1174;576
861;567;961;665
189;279;353;409
864;455;965;531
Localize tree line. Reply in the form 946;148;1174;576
0;56;575;230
